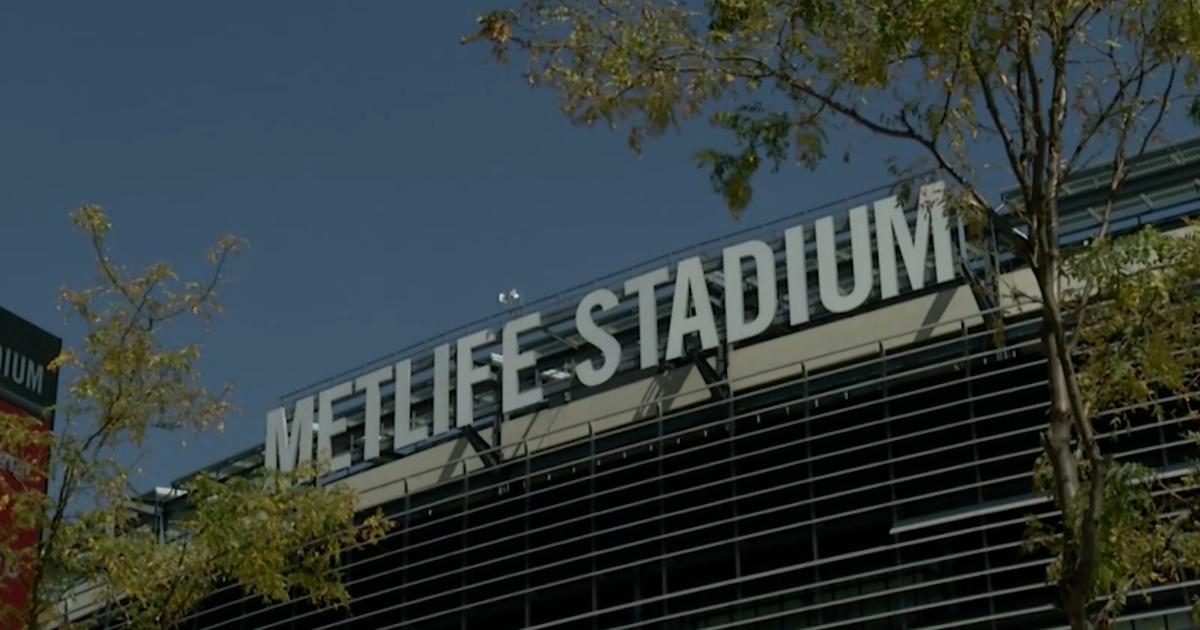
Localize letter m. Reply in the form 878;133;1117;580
264;396;314;472
874;181;955;299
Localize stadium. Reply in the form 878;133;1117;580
117;138;1200;629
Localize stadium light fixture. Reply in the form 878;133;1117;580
497;288;522;305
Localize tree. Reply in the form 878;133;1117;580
0;206;388;629
464;1;1200;627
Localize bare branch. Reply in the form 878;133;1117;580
970;48;1032;202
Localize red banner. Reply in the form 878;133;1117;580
0;397;49;629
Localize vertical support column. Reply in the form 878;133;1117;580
723;335;741;605
401;481;411;627
803;364;821;627
523;445;532;627
731;412;742;604
589;423;598;630
964;321;997;623
461;466;469;630
657;409;668;615
880;341;908;629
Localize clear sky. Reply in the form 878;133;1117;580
0;3;1009;489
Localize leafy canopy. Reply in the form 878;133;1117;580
466;1;1200;627
466;0;1200;215
0;206;388;630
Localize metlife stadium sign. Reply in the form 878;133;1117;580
0;306;60;629
266;182;956;474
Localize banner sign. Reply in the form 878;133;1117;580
0;307;60;628
266;182;956;475
0;307;60;414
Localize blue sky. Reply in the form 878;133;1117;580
0;3;997;488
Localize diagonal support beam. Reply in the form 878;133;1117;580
461;425;502;468
690;349;729;401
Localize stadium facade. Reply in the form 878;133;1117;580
137;138;1200;629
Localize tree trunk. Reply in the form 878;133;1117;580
1034;236;1102;630
1041;319;1089;630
